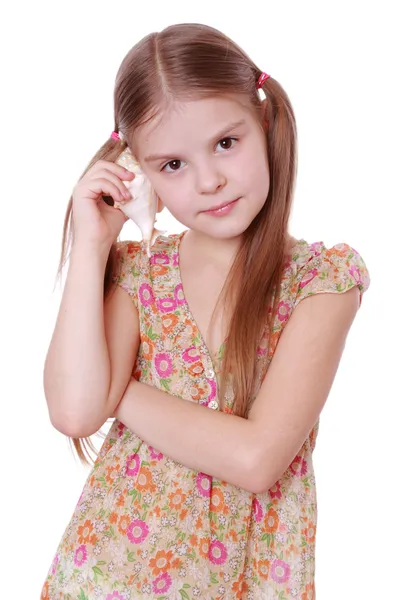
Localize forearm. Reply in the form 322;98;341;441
44;242;112;433
115;380;260;492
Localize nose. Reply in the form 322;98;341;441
194;160;227;195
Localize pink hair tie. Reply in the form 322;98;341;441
111;131;120;141
256;72;271;88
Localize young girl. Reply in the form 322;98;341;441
41;22;370;600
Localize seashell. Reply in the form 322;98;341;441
113;147;163;256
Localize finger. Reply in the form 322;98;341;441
81;177;129;205
92;160;135;182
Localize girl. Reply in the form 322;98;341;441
41;22;370;600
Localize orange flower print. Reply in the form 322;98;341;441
189;534;198;546
172;558;182;569
229;529;238;542
136;467;156;493
301;582;315;599
199;537;209;558
326;244;348;259
126;241;139;256
149;549;173;576
152;264;169;277
258;559;271;579
162;313;179;333
41;581;49;599
116;489;126;507
77;519;94;544
302;521;316;543
264;507;279;534
188;361;205;376
168;487;187;511
141;335;154;361
118;514;130;535
189;385;206;401
232;574;246;599
109;512;118;524
179;508;188;520
105;463;120;486
210;488;226;513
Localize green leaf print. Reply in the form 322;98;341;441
183;584;190;589
179;590;190;600
78;589;89;600
127;551;135;562
92;566;104;576
159;378;171;391
210;573;218;584
96;561;106;566
146;325;158;340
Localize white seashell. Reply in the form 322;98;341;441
113;147;163;256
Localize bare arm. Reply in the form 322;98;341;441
115;287;360;493
44;242;139;437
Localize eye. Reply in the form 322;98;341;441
216;136;238;151
161;159;185;173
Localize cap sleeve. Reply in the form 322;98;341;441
293;241;371;310
112;240;141;304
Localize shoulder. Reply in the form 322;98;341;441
113;233;182;294
115;232;182;263
284;237;371;310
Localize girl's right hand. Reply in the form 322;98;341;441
71;159;135;247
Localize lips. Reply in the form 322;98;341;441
204;198;239;212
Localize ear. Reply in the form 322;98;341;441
157;196;165;213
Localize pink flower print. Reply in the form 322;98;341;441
208;540;227;565
207;379;217;401
152;573;172;595
148;445;163;460
252;498;263;523
151;252;170;265
117;422;126;438
157;297;177;313
349;264;361;285
174;283;186;305
196;472;212;497
268;481;282;499
309;242;322;257
289;455;308;477
172;252;179;266
277;300;290;323
270;559;291;584
126;453;141;477
139;283;155;307
74;544;88;567
50;553;59;575
182;346;200;363
299;267;319;289
155;352;173;378
127;519;149;544
106;593;124;600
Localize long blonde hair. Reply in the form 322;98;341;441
57;23;298;463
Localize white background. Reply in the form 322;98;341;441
0;1;398;598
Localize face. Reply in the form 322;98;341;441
132;95;270;240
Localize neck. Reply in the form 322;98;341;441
182;229;242;267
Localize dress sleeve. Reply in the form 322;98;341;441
112;240;142;304
293;242;371;310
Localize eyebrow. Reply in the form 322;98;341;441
143;119;246;163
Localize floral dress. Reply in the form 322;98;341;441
41;233;370;600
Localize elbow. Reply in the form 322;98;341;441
242;451;276;495
48;406;107;439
